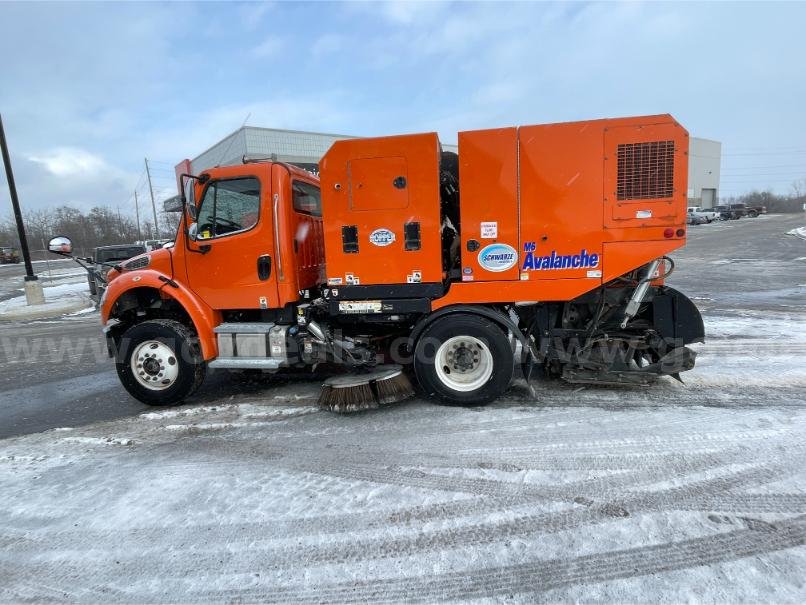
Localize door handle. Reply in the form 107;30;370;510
257;254;272;281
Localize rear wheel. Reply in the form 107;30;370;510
414;313;514;405
116;319;206;405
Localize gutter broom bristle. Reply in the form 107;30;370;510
317;365;414;413
374;371;414;405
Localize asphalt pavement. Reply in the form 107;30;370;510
0;213;804;440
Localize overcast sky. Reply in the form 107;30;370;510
1;0;804;216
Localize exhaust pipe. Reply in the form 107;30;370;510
620;259;661;329
307;320;326;342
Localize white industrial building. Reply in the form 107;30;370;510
190;126;459;174
688;137;722;208
191;127;357;174
190;126;721;207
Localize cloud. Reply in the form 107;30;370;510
27;148;110;178
251;35;284;58
2;0;806;215
377;0;448;25
239;1;275;30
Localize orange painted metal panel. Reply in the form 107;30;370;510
320;133;443;286
434;114;689;306
101;268;222;360
603;122;688;229
183;163;280;310
600;239;683;284
273;163;326;306
457;127;519;282
518;119;606;283
349;156;409;211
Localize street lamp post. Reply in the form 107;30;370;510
0;113;45;305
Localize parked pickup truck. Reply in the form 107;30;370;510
717;203;766;219
687;207;719;223
88;244;146;297
745;204;766;217
714;204;744;220
0;246;21;264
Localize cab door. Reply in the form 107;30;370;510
184;165;280;310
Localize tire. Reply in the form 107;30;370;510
87;275;97;296
413;313;514;406
748;210;758;218
116;319;206;405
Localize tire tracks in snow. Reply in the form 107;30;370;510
202;514;806;604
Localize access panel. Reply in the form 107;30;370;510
319;133;443;287
457;127;519;282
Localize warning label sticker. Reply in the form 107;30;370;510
480;221;498;239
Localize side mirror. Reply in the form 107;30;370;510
48;235;73;254
187;222;198;240
187;203;198;221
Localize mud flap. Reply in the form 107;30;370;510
651;286;705;346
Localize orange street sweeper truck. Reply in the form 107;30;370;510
49;114;704;412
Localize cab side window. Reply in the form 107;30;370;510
292;180;321;217
196;178;260;239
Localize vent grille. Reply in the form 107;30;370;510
123;255;150;270
616;140;675;200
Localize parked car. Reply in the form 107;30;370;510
142;239;172;252
714;204;747;220
0;246;21;264
686;212;708;225
88;244;146;296
687;206;719;223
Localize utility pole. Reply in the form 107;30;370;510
134;190;143;241
0;113;44;305
145;158;159;239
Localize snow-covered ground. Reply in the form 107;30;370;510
1;214;805;602
0;273;92;320
787;225;806;241
1;314;805;602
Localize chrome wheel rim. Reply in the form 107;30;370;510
435;335;493;392
130;340;179;390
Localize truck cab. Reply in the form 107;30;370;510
178;162;324;313
92;161;324;404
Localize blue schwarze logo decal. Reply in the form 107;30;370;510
478;243;518;272
521;241;600;271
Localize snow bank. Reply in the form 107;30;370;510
787;225;806;240
0;278;92;320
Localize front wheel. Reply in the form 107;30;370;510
414;313;514;406
116;319;206;405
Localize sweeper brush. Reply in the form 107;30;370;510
318;364;414;413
